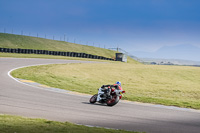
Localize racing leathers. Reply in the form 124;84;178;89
100;84;122;99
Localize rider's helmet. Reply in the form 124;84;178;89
115;81;121;86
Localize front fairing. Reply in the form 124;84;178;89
97;88;105;102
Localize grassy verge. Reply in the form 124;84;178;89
11;62;200;109
0;53;139;64
0;114;138;133
0;53;114;62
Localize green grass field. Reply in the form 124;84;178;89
11;62;200;109
0;114;138;133
0;33;116;58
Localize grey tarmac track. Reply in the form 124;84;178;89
0;58;200;133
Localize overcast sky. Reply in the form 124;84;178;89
1;0;200;52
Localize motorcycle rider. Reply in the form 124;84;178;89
101;81;122;99
114;81;122;90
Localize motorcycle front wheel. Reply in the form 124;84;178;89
89;94;98;104
106;95;119;106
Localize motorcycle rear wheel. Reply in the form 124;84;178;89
106;95;119;106
89;94;98;103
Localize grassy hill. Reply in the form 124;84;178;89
0;33;116;59
0;33;139;64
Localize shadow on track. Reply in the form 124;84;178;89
81;102;108;106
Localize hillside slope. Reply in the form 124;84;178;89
0;33;139;64
0;33;116;58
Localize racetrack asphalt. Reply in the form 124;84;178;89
0;58;200;133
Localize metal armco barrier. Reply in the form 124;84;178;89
0;47;114;61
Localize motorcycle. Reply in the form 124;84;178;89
89;85;125;106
